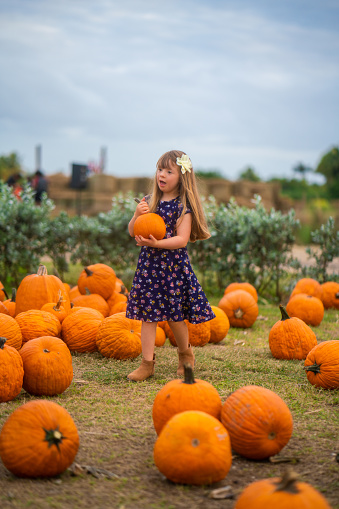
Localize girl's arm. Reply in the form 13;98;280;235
135;213;192;250
128;198;149;237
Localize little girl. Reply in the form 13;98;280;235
126;150;215;381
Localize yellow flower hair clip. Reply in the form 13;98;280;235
176;154;192;174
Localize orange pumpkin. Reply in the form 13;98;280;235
155;325;166;347
290;277;323;301
0;282;8;301
3;288;16;317
41;292;68;323
152;364;222;435
269;305;317;360
15;310;62;344
15;265;71;316
286;293;324;326
209;306;230;343
69;285;81;301
221;385;293;460
133;212;166;240
72;293;110;317
153;410;232;485
77;263;116;300
0;400;79;478
234;470;331;509
0;314;22;350
96;312;142;359
218;289;258;328
61;308;104;353
304;340;339;389
321;281;339;309
20;336;73;396
109;301;127;315
107;291;128;310
0;301;9;315
164;320;210;347
224;282;258;302
0;337;24;403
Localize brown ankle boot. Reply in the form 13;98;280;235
177;344;195;376
127;356;155;382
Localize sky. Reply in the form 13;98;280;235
1;0;338;182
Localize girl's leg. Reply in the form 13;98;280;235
127;322;157;382
168;321;195;376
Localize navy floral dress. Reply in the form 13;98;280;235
126;196;215;324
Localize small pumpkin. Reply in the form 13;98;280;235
304;340;339;389
69;285;81;301
164;320;210;347
133;212;166;240
41;291;68;323
286;293;324;327
221;385;293;460
268;305;317;360
153;410;232;485
109;300;127;315
61;307;104;353
3;288;16;317
321;281;339;309
0;283;8;302
72;292;110;317
15;309;62;344
209;306;230;343
0;314;22;350
96;312;142;359
0;301;9;315
224;282;258;302
218;289;258;328
155;325;166;347
15;264;71;316
0;400;79;478
234;469;331;509
20;336;73;396
0;337;24;403
152;364;222;435
77;263;116;300
290;277;323;301
107;291;128;310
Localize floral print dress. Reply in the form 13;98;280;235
126;196;215;324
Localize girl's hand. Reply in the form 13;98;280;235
135;235;158;248
135;197;149;218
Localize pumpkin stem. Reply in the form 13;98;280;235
0;337;7;349
274;469;300;494
43;427;65;451
43;348;50;353
279;304;290;321
84;267;93;277
1;287;9;300
304;362;321;374
53;291;64;311
11;288;16;303
335;292;339;300
37;264;48;276
182;364;196;385
234;307;244;319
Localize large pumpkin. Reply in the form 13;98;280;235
72;293;110;317
96;312;142;359
234;470;331;509
290;277;323;301
133;213;166;240
224;282;258;302
152;364;222;435
321;281;339;309
269;305;317;360
15;310;62;344
0;400;79;478
286;293;324;327
77;263;116;300
304;340;339;389
221;385;293;460
0;314;22;350
15;265;71;316
153;410;232;485
61;307;104;353
218;289;258;328
0;337;24;403
20;336;73;396
209;306;230;343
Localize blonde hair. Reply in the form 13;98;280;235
147;150;211;242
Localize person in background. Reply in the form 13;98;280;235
31;170;48;205
5;172;23;199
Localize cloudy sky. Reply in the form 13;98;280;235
1;0;338;181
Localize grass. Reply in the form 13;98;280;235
0;279;339;508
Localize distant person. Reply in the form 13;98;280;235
5;172;23;199
31;170;48;205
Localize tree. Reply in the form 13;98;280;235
293;162;313;179
316;146;339;199
238;167;261;182
195;168;224;179
0;152;22;181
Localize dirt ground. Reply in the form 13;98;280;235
292;245;339;273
